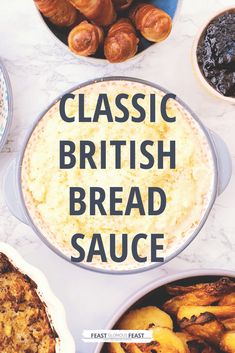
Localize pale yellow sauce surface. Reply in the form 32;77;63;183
21;81;214;270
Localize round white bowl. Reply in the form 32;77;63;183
0;242;76;353
192;7;235;104
94;269;235;353
3;76;232;275
33;0;183;64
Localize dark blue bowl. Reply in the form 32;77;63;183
39;0;180;60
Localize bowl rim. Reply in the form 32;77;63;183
32;0;183;64
94;268;235;353
16;76;218;275
192;6;235;104
0;241;76;353
0;59;13;151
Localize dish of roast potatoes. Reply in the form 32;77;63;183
0;252;57;353
34;0;176;62
104;276;235;353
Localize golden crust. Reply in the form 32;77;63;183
68;21;104;56
109;327;186;353
117;306;173;330
177;305;235;322
21;81;214;271
0;253;57;353
179;312;225;345
107;277;235;353
220;331;235;353
219;293;235;306
104;19;139;63
68;0;116;26
34;0;78;27
129;3;172;42
163;277;235;316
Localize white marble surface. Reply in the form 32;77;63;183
0;0;235;352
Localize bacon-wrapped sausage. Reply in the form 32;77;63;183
34;0;78;27
68;21;104;56
104;19;139;63
68;0;116;26
130;3;172;42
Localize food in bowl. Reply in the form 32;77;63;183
21;79;215;272
33;0;173;62
106;276;235;353
68;21;105;57
103;19;139;63
0;252;57;353
34;0;78;27
129;3;172;43
196;9;235;98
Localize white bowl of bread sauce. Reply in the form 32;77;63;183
4;77;232;274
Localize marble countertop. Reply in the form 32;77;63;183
0;0;235;352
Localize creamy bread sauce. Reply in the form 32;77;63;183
21;80;215;271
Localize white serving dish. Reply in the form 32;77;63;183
0;60;13;151
33;0;183;64
94;269;235;353
192;7;235;104
3;76;232;275
0;241;76;353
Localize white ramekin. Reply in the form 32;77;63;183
192;7;235;104
94;268;235;353
0;242;76;353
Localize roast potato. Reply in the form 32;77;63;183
132;327;187;353
219;293;235;306
187;340;217;353
220;331;235;353
163;278;235;316
177;305;235;321
176;333;217;353
108;278;235;353
151;327;186;353
179;312;225;345
118;306;173;330
166;277;235;296
175;332;192;353
109;328;187;353
109;343;126;353
222;318;235;331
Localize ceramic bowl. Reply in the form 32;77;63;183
0;241;76;353
3;77;232;275
0;60;13;151
95;269;235;353
34;0;182;63
192;7;235;104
